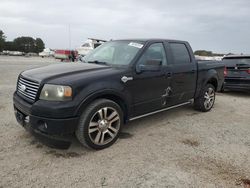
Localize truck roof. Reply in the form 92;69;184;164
114;38;188;43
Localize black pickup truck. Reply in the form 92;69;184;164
13;39;224;149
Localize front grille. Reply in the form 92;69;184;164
17;76;40;102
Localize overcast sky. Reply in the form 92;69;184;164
0;0;249;53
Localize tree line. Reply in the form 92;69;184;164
0;30;45;53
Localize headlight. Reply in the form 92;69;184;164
40;84;72;101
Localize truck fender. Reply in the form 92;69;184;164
75;89;131;122
195;69;219;98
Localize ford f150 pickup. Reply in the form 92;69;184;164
13;39;224;149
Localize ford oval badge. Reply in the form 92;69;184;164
20;84;26;92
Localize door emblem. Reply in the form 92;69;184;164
20;84;26;92
121;76;133;83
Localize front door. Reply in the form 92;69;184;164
128;42;171;117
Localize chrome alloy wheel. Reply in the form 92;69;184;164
88;107;120;146
204;87;215;110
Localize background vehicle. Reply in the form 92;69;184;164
3;50;24;56
54;50;77;62
195;55;223;61
39;48;55;58
76;38;106;57
222;55;250;91
13;39;224;150
25;52;38;57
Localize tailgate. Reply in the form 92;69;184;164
227;64;250;78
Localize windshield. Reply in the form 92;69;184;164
82;41;144;66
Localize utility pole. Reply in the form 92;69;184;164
68;24;71;50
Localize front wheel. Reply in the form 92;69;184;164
194;84;216;112
76;99;123;150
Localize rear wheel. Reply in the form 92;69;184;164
194;84;216;112
76;99;123;150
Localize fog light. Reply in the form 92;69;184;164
37;120;48;131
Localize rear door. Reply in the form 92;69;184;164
166;42;197;105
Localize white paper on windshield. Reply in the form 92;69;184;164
128;42;143;49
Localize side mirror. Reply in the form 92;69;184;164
137;59;162;73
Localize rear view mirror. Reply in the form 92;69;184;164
137;59;162;72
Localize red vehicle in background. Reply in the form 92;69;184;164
54;50;78;62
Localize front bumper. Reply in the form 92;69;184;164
13;92;79;147
14;106;78;135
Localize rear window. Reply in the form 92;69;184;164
223;57;250;66
169;43;191;64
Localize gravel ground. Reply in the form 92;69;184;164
0;56;250;188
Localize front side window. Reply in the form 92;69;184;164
169;43;191;64
83;41;144;66
137;43;167;66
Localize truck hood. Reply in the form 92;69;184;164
21;63;110;82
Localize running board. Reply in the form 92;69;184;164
129;101;192;121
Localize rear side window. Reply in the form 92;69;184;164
169;43;191;64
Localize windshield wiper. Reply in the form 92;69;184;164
88;60;109;65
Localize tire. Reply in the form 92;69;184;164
76;99;123;150
220;83;225;93
194;84;216;112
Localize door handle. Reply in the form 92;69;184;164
166;72;172;78
191;70;195;73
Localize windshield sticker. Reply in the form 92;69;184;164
128;42;143;49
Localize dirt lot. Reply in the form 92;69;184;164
0;56;250;188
